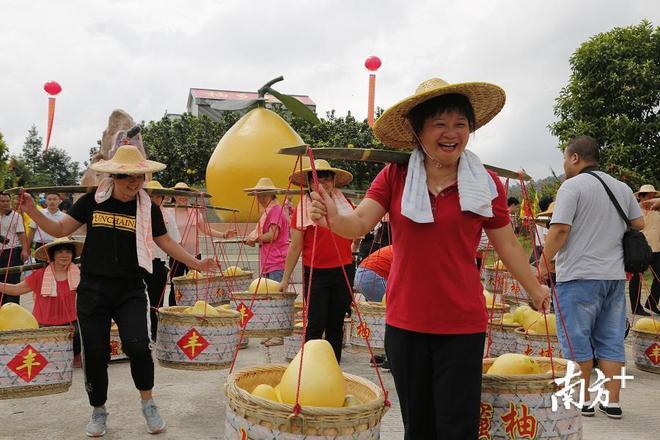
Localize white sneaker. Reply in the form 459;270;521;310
85;407;108;437
142;399;166;434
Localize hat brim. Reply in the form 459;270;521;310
634;191;659;197
242;186;285;194
90;159;166;174
34;239;84;262
289;167;353;188
373;82;506;149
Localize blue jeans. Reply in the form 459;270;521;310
265;270;284;282
555;279;626;363
354;267;387;302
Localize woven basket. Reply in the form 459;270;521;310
631;328;660;374
350;302;385;354
486;320;521;358
222;271;255;293
482;357;582;439
156;306;241;370
483;267;528;304
482;266;507;293
283;326;304;361
0;326;74;399
231;292;297;337
486;303;510;321
225;364;388;438
515;328;563;358
109;325;127;361
172;274;231;306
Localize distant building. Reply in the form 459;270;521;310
185;88;316;121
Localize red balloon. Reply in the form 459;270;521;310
364;56;382;72
44;81;62;96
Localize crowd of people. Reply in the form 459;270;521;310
0;77;658;439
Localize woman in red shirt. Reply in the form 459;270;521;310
0;237;82;361
280;160;355;363
307;79;551;439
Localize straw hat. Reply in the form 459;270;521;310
289;159;353;188
89;145;166;174
34;237;84;262
144;180;165;195
373;78;506;148
634;184;659;197
243;177;284;194
173;182;195;192
537;202;556;218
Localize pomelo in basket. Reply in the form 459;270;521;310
633;317;660;333
486;353;541;375
0;303;39;331
248;277;281;293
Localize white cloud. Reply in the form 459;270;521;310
0;0;657;180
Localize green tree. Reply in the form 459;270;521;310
0;131;9;189
550;20;660;188
16;125;81;186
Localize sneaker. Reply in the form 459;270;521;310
370;354;386;366
598;403;623;419
85;407;108;437
581;402;595;417
142;399;166;434
379;359;391;372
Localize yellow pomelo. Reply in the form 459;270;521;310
0;303;39;331
294;321;304;328
248;277;281;294
633;318;660;333
279;339;346;407
206;107;310;222
526;314;557;335
186;270;202;279
274;384;283;403
381;294;387;305
491;260;506;270
486;353;541;375
343;394;363;407
512;305;530;324
521;309;543;330
251;384;279;402
185;300;220;317
223;266;243;276
501;313;516;325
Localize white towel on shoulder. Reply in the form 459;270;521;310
401;148;498;223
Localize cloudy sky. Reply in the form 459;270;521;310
0;0;657;180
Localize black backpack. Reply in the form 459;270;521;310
585;171;652;273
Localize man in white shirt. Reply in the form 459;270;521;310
0;192;29;305
539;136;644;419
28;192;66;249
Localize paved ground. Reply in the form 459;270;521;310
1;337;658;440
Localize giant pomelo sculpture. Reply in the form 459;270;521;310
206;78;314;222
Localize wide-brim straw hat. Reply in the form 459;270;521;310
172;182;195;192
144;180;164;194
537;202;556;218
90;145;166;174
634;184;659;197
34;237;84;262
243;177;284;194
373;78;506;149
289;159;353;188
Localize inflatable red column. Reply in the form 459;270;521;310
43;81;62;151
364;56;382;127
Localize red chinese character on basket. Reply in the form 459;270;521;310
478;402;493;440
216;287;225;299
645;342;660;365
7;344;48;383
239;427;248;440
524;345;533;356
236;302;254;327
500;402;538;440
356;322;371;339
110;340;121;356
175;289;183;303
177;328;209;360
510;282;521;294
538;346;554;357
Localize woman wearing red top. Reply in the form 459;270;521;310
308;79;551;439
280;160;355;362
0;237;83;360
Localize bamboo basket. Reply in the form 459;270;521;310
172;274;231;306
483;267;528;304
515;328;563;358
482;266;507;293
224;364;388;438
109;324;127;361
486;320;521;358
631;328;660;374
481;357;582;439
222;271;255;293
283;325;304;362
350;302;385;354
486;302;510;322
156;306;241;370
0;326;73;399
231;292;297;337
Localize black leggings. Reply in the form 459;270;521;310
144;259;169;340
77;274;154;407
385;325;485;440
629;251;660;312
303;264;354;363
